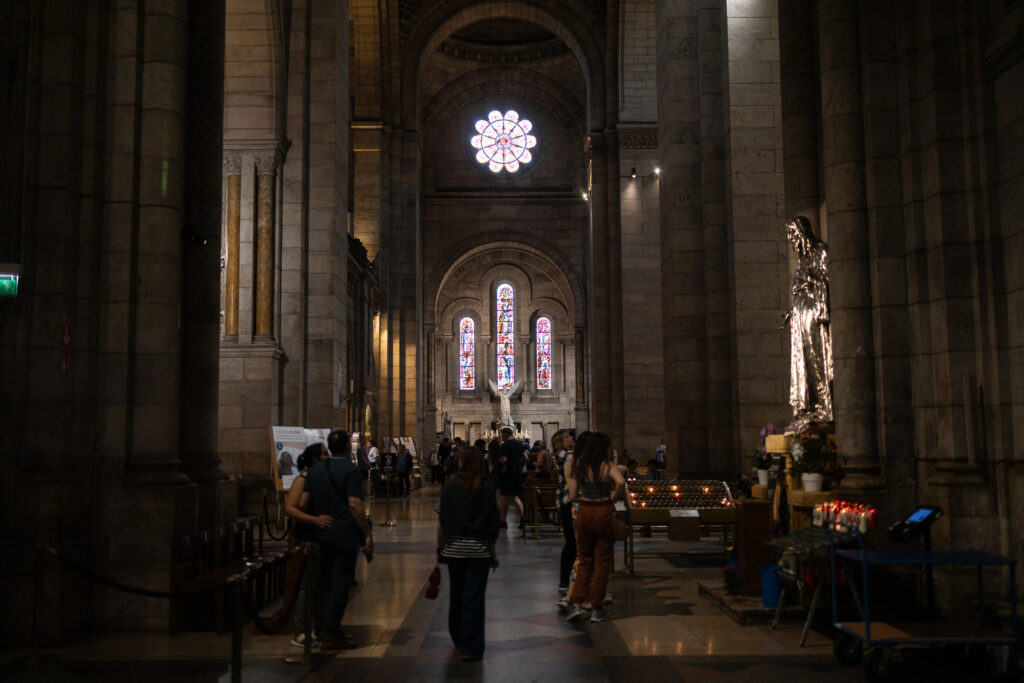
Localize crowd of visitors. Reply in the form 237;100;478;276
284;425;665;659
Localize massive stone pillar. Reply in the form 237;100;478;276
817;0;883;488
720;0;788;473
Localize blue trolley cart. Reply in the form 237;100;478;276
826;512;1018;681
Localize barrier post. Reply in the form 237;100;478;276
230;574;244;683
382;474;396;527
259;489;268;553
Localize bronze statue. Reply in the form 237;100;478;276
781;216;833;426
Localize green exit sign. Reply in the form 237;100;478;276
0;273;19;297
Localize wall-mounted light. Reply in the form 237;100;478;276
654;166;661;175
630;167;637;178
581;191;589;201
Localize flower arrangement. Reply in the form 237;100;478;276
747;423;775;470
790;422;842;484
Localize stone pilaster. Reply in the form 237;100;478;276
817;0;883;488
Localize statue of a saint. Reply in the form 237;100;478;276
442;411;453;440
781;216;833;426
488;379;523;428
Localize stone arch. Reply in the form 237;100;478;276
426;232;585;330
402;0;608;131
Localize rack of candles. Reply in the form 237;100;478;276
812;499;877;534
626;480;734;510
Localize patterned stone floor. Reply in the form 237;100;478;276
2;486;1015;681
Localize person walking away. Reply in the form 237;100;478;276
436;447;500;661
551;430;577;599
285;442;331;647
305;430;374;650
436;437;452;487
565;431;624;623
495;427;525;529
396;443;413;496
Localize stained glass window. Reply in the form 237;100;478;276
496;284;514;389
459;317;475;390
471;110;537;173
536;317;552;390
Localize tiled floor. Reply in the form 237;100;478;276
1;488;1014;681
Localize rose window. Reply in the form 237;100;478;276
471;110;537;173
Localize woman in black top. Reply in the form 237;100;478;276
437;447;500;661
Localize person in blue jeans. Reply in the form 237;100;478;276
437;447;500;661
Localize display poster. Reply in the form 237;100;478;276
399;436;417;458
269;426;333;491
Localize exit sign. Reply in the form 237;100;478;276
0;274;17;297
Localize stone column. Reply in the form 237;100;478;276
817;1;883;488
255;154;276;340
125;0;190;486
223;156;241;338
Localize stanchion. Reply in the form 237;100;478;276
259;488;267;553
230;574;245;683
9;545;60;669
382;472;396;527
284;543;325;665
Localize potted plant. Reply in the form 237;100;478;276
747;423;775;486
791;424;840;492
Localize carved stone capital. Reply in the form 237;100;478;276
255;154;279;175
223;156;242;175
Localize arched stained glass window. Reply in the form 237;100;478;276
496;284;514;389
536;317;552;390
459;317;475;390
471;110;537;173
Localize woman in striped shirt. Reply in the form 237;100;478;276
437;447;501;661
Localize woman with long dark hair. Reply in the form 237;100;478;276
437;447;501;661
565;432;624;623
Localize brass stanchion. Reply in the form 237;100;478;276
284;543;325;665
382;472;396;527
259;489;268;553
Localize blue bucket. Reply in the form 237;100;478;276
759;565;782;608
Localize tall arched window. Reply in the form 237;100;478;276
459;317;475;390
496;284;514;389
536;317;552;390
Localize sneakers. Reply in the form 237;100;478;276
557;584;568;594
565;605;587;622
581;601;593;611
556;596;571;610
290;632;319;648
589;608;613;623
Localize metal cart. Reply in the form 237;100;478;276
826;522;1019;681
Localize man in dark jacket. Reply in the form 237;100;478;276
396;443;413;496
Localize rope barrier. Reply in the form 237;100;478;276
43;545;236;598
